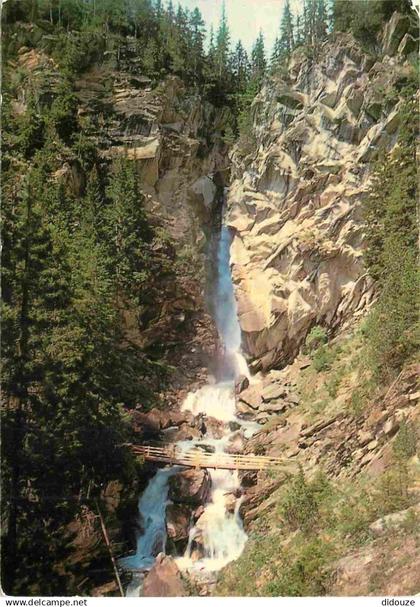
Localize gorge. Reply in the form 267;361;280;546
120;211;254;596
2;0;419;599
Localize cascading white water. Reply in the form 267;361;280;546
120;218;256;593
175;225;253;574
119;468;178;573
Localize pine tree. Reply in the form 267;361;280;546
232;40;250;92
363;94;418;379
295;14;304;47
215;0;230;79
251;31;266;88
189;7;206;83
270;36;283;70
315;0;328;40
280;0;295;58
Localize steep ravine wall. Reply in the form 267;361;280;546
47;57;232;593
75;59;233;401
226;14;416;372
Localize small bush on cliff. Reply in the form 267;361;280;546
264;537;334;596
312;345;335;373
393;419;418;461
279;468;332;534
305;325;328;352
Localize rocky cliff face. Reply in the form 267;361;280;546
76;60;230;242
227;15;415;371
74;58;233;401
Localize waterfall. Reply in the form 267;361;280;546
119;468;178;569
176;224;252;574
120;212;256;593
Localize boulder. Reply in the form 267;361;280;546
225;432;246;454
261;382;287;402
166;504;192;543
235;374;250;394
162;423;201;442
131;410;160;438
203;416;225;439
238;385;262;410
369;504;420;538
169;469;211;506
143;553;186;597
383;417;399;436
382;12;411;56
258;401;287;414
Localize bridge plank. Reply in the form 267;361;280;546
131;444;288;471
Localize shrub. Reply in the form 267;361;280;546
263;538;334;596
312;345;334;372
393;418;418;462
279;468;320;533
305;325;328;352
373;464;411;516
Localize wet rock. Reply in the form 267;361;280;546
240;471;258;487
162;423;201;442
143;553;186;597
203;416;225;439
228;420;242;432
166;504;192;543
235;375;250;394
131;410;161;438
164;409;194;430
224;490;241;513
225;432;246;454
169;469;211;506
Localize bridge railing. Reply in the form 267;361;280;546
130;444;291;471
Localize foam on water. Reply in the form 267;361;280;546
121;220;257;591
119;468;178;573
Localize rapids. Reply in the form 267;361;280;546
120;220;257;593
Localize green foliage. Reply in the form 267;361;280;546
1;77;180;593
217;459;416;596
305;325;328;352
363;95;418;380
348;382;373;417
333;0;417;46
251;31;266;87
325;365;346;398
393;419;418;461
263;537;334;596
373;464;411;515
312;346;333;372
279;468;331;534
46;79;79;143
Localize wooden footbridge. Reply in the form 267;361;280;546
131;444;287;471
